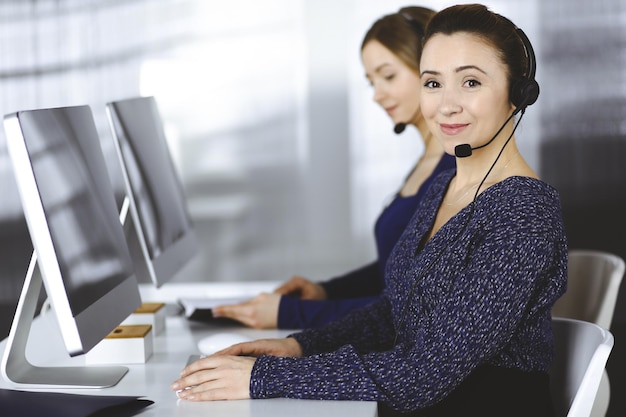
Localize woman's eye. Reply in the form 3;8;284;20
384;74;395;81
464;79;481;88
423;80;439;89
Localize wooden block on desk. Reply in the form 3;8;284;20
86;324;153;364
122;302;166;335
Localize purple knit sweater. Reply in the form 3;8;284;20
250;169;567;412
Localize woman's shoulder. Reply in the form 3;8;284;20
496;176;561;203
479;176;565;236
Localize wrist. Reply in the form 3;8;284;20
286;336;303;357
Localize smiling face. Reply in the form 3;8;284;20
419;32;515;156
361;40;422;126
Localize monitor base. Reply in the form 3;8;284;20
1;252;128;389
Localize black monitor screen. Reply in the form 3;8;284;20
108;97;193;260
18;107;134;316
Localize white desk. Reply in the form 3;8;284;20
0;282;378;416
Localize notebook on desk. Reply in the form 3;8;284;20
0;389;153;417
178;297;249;321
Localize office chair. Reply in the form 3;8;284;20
550;317;614;417
552;249;625;417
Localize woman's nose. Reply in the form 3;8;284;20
439;89;462;116
373;89;383;104
372;82;387;104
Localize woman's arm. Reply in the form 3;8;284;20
173;230;565;411
290;295;395;355
277;295;381;329
320;261;383;299
250;230;566;412
213;262;383;329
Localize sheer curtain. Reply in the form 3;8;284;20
0;0;188;222
0;1;309;339
0;0;311;301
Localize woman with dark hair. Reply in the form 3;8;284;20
213;6;455;330
173;5;566;416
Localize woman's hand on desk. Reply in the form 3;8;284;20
172;338;303;401
274;276;328;300
211;293;280;329
210;276;327;329
172;355;254;401
215;337;303;358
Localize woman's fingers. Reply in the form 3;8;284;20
172;355;254;401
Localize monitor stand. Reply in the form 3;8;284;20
1;251;128;389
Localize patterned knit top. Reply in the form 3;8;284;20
250;169;568;413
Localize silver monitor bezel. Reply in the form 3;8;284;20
106;96;198;288
3;107;142;357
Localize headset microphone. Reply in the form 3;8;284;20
394;122;408;135
393;105;421;135
454;111;516;157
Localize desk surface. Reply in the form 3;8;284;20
0;282;378;416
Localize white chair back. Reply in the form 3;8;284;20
551;250;624;417
552;249;625;329
550;318;614;417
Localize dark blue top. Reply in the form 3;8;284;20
278;154;456;329
251;170;568;412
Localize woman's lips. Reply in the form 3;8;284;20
440;123;469;135
385;106;397;117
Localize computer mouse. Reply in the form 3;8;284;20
196;333;253;356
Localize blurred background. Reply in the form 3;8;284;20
0;0;624;414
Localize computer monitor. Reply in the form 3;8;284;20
105;96;197;288
1;105;142;388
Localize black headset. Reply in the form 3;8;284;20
509;27;540;115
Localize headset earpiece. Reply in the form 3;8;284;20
510;76;539;115
509;27;540;115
